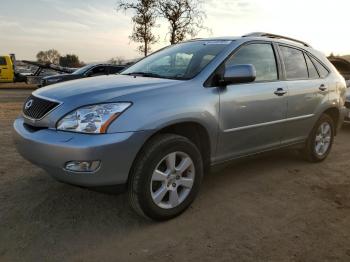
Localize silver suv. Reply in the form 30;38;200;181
14;33;347;220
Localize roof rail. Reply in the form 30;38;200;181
242;32;311;47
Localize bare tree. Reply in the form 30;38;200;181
158;0;207;45
109;56;126;65
36;49;61;64
59;54;83;67
117;0;158;56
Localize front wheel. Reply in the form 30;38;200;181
128;134;203;221
302;114;335;162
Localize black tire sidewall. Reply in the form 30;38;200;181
133;135;203;220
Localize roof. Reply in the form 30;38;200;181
189;32;312;49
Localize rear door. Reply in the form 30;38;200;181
278;45;329;144
216;42;288;160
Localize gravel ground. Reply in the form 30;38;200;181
1;89;350;262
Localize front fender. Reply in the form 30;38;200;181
107;83;220;157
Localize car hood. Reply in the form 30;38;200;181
34;74;180;104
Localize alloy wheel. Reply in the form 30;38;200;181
314;122;332;156
150;151;195;209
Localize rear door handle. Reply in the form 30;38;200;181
319;84;327;91
274;88;287;96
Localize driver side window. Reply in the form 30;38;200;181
88;66;106;77
226;43;278;82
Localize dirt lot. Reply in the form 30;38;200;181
0;83;37;90
1;89;350;262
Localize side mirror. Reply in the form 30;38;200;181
223;64;256;85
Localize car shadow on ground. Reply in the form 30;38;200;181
15;148;303;224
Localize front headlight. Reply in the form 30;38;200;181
57;102;131;133
47;78;61;83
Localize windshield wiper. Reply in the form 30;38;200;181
124;72;186;80
125;72;164;78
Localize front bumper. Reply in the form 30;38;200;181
13;117;150;187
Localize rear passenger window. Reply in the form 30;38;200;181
226;43;278;82
304;54;319;79
280;46;308;80
310;56;329;78
0;57;6;65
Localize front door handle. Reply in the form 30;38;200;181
274;88;287;96
319;84;327;91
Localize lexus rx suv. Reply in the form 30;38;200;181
14;33;347;220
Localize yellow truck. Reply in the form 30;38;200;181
0;55;15;83
0;54;76;85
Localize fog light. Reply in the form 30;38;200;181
65;161;100;172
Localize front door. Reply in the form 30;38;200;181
216;42;288;161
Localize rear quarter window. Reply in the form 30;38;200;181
310;56;329;78
304;54;319;79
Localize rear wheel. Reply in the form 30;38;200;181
302;114;334;162
128;134;203;220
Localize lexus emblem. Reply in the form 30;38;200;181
25;99;34;110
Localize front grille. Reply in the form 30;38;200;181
23;95;59;120
345;101;350;109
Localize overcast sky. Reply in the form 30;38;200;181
1;0;349;62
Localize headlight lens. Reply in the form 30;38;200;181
57;102;131;133
47;78;61;83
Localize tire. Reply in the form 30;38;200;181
302;114;335;162
128;134;203;221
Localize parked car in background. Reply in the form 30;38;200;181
40;63;125;87
14;33;347;220
328;57;350;123
328;56;350;80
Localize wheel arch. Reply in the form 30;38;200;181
155;122;212;167
128;121;213;183
322;107;341;135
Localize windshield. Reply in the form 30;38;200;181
121;40;232;80
73;64;95;75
